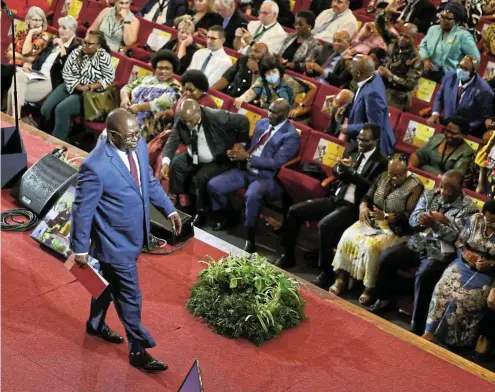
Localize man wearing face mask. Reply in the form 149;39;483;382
370;170;477;335
70;109;181;372
161;99;250;225
427;55;494;137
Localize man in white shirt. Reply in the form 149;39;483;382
233;0;287;55
312;0;358;43
187;25;233;86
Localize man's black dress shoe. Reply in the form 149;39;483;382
129;350;168;372
273;254;296;269
369;299;394;314
193;213;206;227
244;240;255;253
312;271;331;288
86;324;124;344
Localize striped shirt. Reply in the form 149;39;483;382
62;47;115;94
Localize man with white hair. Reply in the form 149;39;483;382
214;0;247;49
312;0;358;43
234;0;287;55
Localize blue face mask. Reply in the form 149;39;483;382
456;68;471;82
265;72;280;84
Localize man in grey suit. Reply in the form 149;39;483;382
161;99;250;225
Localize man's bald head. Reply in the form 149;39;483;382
332;30;350;53
178;98;202;129
335;89;354;107
440;169;463;202
398;23;418;48
351;55;376;82
250;42;269;61
106;108;141;150
268;98;290;125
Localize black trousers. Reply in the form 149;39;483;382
375;243;452;332
169;151;232;210
479;309;495;341
1;64;15;106
281;197;358;269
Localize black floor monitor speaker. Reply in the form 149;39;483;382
149;204;194;245
1;125;28;188
11;153;78;217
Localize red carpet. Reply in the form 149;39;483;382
2;128;494;391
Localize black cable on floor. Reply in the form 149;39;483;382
1;209;38;232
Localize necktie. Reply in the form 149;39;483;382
200;52;213;72
152;0;168;22
249;126;273;152
191;127;199;164
314;13;338;35
354;153;364;170
457;86;464;104
127;151;140;188
252;26;266;41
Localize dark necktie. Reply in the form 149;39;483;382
152;0;168;22
201;52;213;72
249;126;273;152
354;153;364;170
315;13;338;34
457;86;464;104
191;127;199;164
127;151;140;188
252;26;266;41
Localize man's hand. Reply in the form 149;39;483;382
426;114;439;125
161;163;169;179
476;259;493;273
227;144;250;161
336;157;353;167
308;61;324;75
335;106;347;122
74;254;89;268
235;27;244;38
339;123;348;134
386;0;406;14
377;66;393;80
418;212;435;227
22;62;32;72
241;28;253;44
169;212;182;235
423;59;433;72
429;211;449;224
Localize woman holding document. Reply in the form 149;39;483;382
7;16;80;121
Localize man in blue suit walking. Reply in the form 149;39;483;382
71;109;181;372
427;55;494;137
207;98;300;253
340;55;396;155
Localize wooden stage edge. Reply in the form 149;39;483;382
3;112;495;384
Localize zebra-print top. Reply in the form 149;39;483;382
62;47;115;94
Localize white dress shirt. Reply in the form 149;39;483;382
188;47;232;86
39;38;74;77
240;20;287;55
143;0;169;24
354;74;375;102
248;120;287;174
312;8;358;43
341;147;376;204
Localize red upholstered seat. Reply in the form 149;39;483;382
394;112;443;155
74;0;108;38
408;167;440;190
310;83;341;132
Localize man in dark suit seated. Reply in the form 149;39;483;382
71;109;181;371
274;124;388;288
340;55;396;155
215;0;248;49
427;55;494;137
161;99;250;225
211;43;268;98
305;30;352;88
207;98;300;253
137;0;188;26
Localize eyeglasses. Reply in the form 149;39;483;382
357;137;373;143
259;11;272;15
206;36;220;40
108;129;141;142
440;12;455;22
156;65;173;71
82;40;99;47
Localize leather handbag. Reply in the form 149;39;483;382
82;86;119;122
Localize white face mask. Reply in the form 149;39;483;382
265;70;280;84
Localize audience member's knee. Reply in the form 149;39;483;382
245;186;263;202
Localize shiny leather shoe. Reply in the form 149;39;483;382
129;350;168;372
86;324;124;344
312;271;331;288
244;240;255;254
274;254;296;269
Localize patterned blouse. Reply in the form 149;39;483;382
124;75;181;140
62;47;115;94
10;30;47;66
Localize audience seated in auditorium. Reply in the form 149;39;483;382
422;203;495;347
419;2;480;82
234;0;287;55
161;99;250;225
89;0;139;52
371;170;478;334
305;30;352;88
409;116;474;177
375;2;423;111
137;0;188;27
161;16;199;74
211;43;269;97
187;25;232;86
3;0;51;16
240;0;295;28
312;0;358;43
349;21;388;56
278;10;322;73
331;156;424;304
275;125;388;288
40;31;115;141
214;0;248;49
437;0;483;28
1;6;48;103
233;55;316;119
120;50;181;141
188;0;223;38
208;98;300;253
426;56;494;136
322;89;354;137
340;55;396;155
7;16;79;121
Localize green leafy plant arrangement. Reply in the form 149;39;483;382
186;253;307;346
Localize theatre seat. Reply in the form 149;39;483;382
310;83;341;132
463;188;489;211
278;131;347;203
208;89;234;111
75;0;108;38
394;112;443;155
410;77;440;116
232;102;267;137
408;167;440;190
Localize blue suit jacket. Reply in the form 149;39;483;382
70;138;175;265
433;72;494;131
347;75;396;155
249;118;300;179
